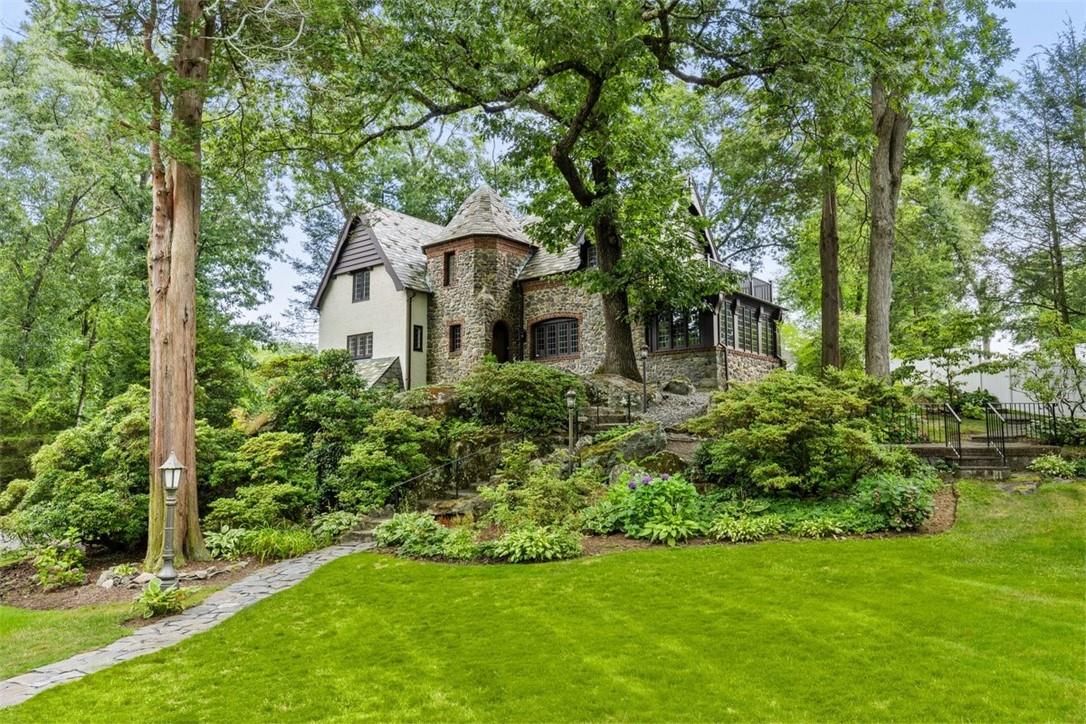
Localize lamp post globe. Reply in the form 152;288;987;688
157;451;184;590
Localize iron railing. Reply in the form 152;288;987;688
983;402;1061;444
984;403;1007;465
882;402;962;458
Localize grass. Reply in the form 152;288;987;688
0;604;133;680
3;481;1084;722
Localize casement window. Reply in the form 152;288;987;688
351;270;370;302
584;244;598;268
347;332;373;360
443;251;456;286
532;318;579;359
722;304;735;348
646;310;704;352
738;305;757;353
413;324;424;352
448;324;462;354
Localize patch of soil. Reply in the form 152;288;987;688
580;534;654;556
0;555;261;611
920;484;958;535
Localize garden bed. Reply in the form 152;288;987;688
0;555;260;611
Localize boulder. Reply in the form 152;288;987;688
639;450;688;475
580;422;666;470
662;377;693;396
584;374;655;408
133;572;155;585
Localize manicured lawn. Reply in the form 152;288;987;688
0;604;132;680
4;481;1084;722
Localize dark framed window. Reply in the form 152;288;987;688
347;332;372;360
738;305;756;353
532;318;579;359
722;303;735;347
584;244;598;268
352;270;370;302
646;309;704;352
443;251;456;286
448;324;462;354
413;324;424;352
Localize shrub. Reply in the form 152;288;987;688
209;432;314;494
578;484;632;535
133;579;188;619
310;511;359;545
487;526;582;563
0;479;29;516
205;526;249;560
204;483;313;530
329;408;442;512
456;359;584;435
709;514;786;543
241;527;319;562
787;515;845;538
852;471;940;530
441;527;480;561
1028;454;1077;480
621;474;703;541
374;512;441;547
33;532;86;590
688;371;893;496
480;459;604;530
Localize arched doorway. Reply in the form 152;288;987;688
491;321;511;363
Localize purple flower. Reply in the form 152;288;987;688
628;481;637;490
661;473;671;481
641;474;652;484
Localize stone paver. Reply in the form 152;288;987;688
0;541;374;709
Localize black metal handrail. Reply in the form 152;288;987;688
984;402;1061;444
882;403;962;458
985;402;1007;465
943;402;963;459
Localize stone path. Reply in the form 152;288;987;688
0;541;374;709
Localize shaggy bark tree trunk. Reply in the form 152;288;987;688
865;76;910;380
594;214;642;380
145;0;213;568
819;163;842;372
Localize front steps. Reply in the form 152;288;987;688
956;447;1010;480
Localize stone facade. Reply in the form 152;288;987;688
648;348;719;389
522;279;606;375
717;347;782;386
426;236;533;383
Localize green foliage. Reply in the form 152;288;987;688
709;514;787;543
440;527;481;561
112;563;138;577
204;526;250;561
852;472;940;531
204;483;314;530
1028;455;1077;480
689;372;900;496
620;474;703;543
0;479;29;516
480;463;604;530
32;532;86;590
309;511;360;545
329;408;442;512
456;360;584;435
374;512;449;557
133;579;188;619
241;528;319;563
487;526;582;563
578;484;633;535
209;432;314;495
1;386;150;548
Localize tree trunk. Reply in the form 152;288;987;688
865;76;909;380
1041;111;1071;326
145;0;213;568
594;214;642;380
819;163;841;372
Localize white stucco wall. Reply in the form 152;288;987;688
317;265;431;389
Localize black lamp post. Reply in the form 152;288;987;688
565;388;577;475
157;451;183;590
640;345;649;412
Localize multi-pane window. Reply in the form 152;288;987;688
443;251;456;286
647;310;704;351
448;324;462;354
532;318;579;359
351;270;370;302
347;332;372;360
413;324;424;352
738;306;757;353
722;304;735;348
585;244;598;268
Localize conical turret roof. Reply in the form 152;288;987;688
426;185;534;246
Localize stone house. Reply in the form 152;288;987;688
311;185;785;389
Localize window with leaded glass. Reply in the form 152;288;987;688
351;270;370;302
738;306;756;352
448;324;462;354
347;332;372;360
532;318;579;359
647;309;704;351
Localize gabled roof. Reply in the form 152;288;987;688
311;207;443;308
516;229;584;281
425;185;534;247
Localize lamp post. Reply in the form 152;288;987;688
157;451;183;590
640;345;649;412
565;388;577;476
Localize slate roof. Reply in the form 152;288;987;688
365;207;444;292
353;356;402;388
516;240;582;280
426;185;535;247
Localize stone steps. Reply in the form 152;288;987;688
957;465;1011;480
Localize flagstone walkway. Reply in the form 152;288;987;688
0;541;375;709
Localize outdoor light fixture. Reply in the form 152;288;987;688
640;345;649;412
565;389;577;475
157;451;183;590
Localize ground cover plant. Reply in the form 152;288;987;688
3;481;1081;722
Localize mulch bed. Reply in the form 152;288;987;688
0;555;261;611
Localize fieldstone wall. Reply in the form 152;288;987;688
647;348;718;389
523;278;606;375
717;347;782;385
426;236;532;383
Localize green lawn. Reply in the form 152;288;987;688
4;481;1084;722
0;603;133;680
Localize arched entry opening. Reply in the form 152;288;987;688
491;321;511;363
